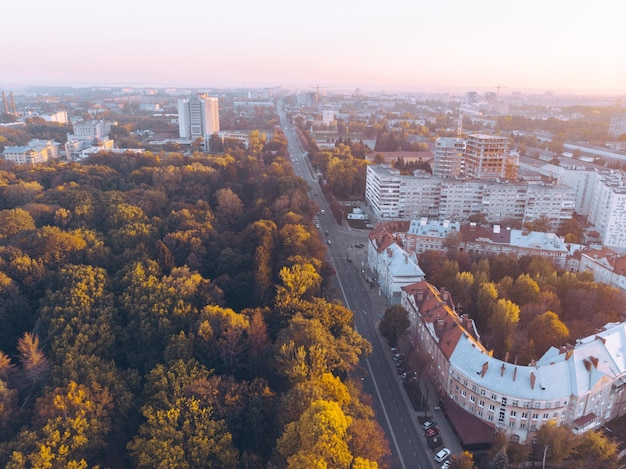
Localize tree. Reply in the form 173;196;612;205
277;399;355;469
5;381;114;468
0;208;35;239
488;299;520;357
526;311;569;357
532;421;574;466
378;305;410;347
127;395;238;469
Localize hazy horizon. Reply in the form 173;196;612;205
3;0;625;98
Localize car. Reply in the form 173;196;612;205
425;427;440;438
324;230;329;235
346;256;352;262
315;223;320;228
440;461;451;469
422;419;437;430
434;448;451;463
393;353;405;361
326;239;332;245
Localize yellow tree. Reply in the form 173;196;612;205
277;399;355;469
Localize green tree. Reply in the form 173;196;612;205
378;305;410;347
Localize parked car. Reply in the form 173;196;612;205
434;448;451;463
425;427;440;438
326;239;332;245
422;419;437;430
441;461;451;469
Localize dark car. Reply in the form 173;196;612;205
425;427;440;438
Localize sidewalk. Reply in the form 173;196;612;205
363;264;465;461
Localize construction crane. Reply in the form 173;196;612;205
457;113;463;137
311;84;328;103
495;85;505;100
10;92;16;114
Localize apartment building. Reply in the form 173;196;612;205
2;139;61;165
587;171;626;250
433;137;465;178
365;165;574;228
401;279;626;444
375;219;569;268
178;94;220;141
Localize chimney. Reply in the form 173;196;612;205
500;364;505;376
513;367;517;382
530;372;536;389
480;362;489;377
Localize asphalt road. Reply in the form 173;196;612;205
278;107;442;469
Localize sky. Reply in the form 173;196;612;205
2;0;625;96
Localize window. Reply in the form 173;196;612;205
501;397;508;406
471;385;477;392
491;394;497;400
488;414;494;421
543;413;549;419
479;400;485;407
521;412;528;419
520;423;526;429
510;411;517;417
480;390;486;396
532;413;539;419
489;404;495;411
462;390;467;397
512;399;519;407
470;395;475;403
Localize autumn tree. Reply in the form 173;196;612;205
526;311;569;357
379;305;410;347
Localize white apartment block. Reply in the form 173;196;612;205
433;137;465;178
2;139;61;165
587;171;626;250
178;94;220;140
366;165;573;228
401;280;626;444
72;121;112;139
524;183;576;232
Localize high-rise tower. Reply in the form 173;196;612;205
178;94;220;140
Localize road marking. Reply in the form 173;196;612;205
333;262;407;469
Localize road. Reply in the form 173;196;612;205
278;106;440;469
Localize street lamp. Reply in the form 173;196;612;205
542;445;549;469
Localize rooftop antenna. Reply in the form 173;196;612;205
495;85;505;100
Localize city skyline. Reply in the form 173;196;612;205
3;0;625;96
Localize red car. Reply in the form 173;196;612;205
425;427;440;438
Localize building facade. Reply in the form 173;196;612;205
463;134;510;180
365;165;574;228
433;137;465;178
401;280;626;444
178;94;220;140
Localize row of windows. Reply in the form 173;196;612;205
454;375;567;409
